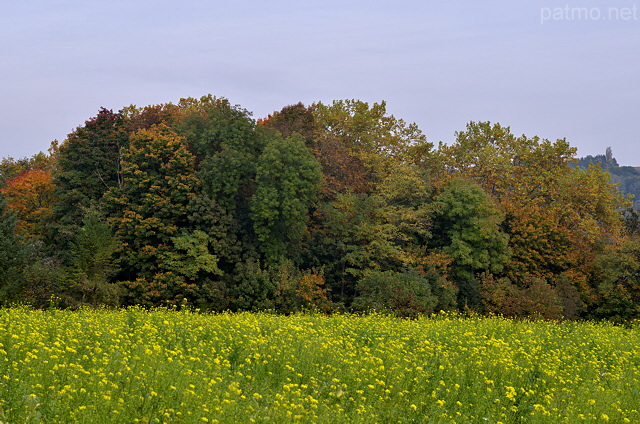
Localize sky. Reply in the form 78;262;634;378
1;0;638;165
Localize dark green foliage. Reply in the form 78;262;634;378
322;194;408;277
21;241;64;308
0;195;27;304
1;181;61;307
589;237;640;320
63;206;121;307
52;108;129;245
251;132;322;266
186;193;242;273
431;178;511;309
227;259;276;311
172;96;262;218
353;270;439;318
171;95;256;163
315;193;408;305
625;207;640;236
175;99;268;270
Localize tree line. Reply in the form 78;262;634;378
573;147;640;209
1;95;639;320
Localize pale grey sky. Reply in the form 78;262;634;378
1;0;638;164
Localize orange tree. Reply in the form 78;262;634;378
0;169;56;239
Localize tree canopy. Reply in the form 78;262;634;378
0;96;636;320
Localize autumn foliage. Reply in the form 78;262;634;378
0;95;637;320
1;169;56;238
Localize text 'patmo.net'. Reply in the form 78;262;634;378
541;5;638;24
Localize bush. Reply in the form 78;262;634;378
352;270;439;317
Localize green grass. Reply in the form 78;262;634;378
0;307;639;423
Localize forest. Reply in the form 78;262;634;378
1;95;639;320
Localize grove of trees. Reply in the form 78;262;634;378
1;95;639;320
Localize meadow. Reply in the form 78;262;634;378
0;308;638;423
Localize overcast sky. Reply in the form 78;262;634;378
1;0;638;165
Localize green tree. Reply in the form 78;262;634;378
431;178;511;309
186;193;242;276
63;206;121;307
0;194;27;304
251;132;322;266
315;193;409;305
53;108;130;245
227;258;275;311
589;237;640;320
171;96;268;269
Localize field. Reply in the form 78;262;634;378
0;308;639;423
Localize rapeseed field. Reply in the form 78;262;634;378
0;307;638;423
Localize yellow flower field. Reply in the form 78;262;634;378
0;308;638;423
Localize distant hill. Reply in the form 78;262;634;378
573;148;640;209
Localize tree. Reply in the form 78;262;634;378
272;265;331;313
309;100;431;199
0;169;56;239
169;95;257;164
352;270;440;318
53;108;130;245
605;146;614;164
480;274;564;319
259;102;317;142
105;124;222;306
0;142;59;188
171;95;266;265
0;194;27;304
313;193;410;305
574;149;640;210
430;177;511;309
437;122;577;200
589;236;640;320
63;206;121;307
186;193;242;276
437;122;627;308
251;132;322;266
